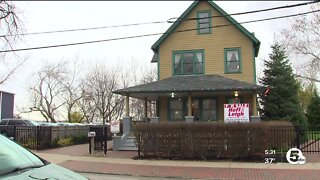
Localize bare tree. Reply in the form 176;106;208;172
0;0;24;85
280;3;320;84
28;62;67;122
77;89;97;123
82;65;125;125
122;60;157;120
59;60;85;122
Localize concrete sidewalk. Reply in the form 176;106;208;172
34;144;320;180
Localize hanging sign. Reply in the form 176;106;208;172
224;103;250;123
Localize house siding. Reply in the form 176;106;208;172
159;1;254;83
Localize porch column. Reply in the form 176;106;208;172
252;92;258;116
185;94;194;123
144;99;148;118
125;95;130;117
188;94;192;116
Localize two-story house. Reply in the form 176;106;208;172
114;0;264;122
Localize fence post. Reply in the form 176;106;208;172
37;126;40;150
153;130;156;157
89;126;92;154
13;126;16;141
295;126;301;150
104;126;107;155
138;132;141;158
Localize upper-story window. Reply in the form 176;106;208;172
173;50;204;75
197;10;211;34
224;48;242;73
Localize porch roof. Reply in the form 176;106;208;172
113;74;265;100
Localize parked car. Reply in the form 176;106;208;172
0;134;88;179
0;119;39;126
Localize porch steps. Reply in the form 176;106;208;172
119;136;138;151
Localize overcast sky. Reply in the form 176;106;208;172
0;1;312;120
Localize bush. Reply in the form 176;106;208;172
72;135;88;144
134;121;294;161
56;137;74;147
52;135;88;147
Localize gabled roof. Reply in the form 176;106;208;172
151;0;261;62
113;74;264;96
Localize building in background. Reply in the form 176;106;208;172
0;91;15;120
114;0;264;122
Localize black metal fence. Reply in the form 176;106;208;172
269;125;320;161
0;126;51;150
0;125;89;150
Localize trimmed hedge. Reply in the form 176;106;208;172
133;121;294;160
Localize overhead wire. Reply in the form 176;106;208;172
0;1;317;37
168;1;318;22
0;9;319;53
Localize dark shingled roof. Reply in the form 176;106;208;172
113;74;264;95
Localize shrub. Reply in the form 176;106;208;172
72;135;88;144
134;121;294;161
22;138;37;149
56;137;74;147
52;135;88;147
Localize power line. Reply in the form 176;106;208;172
169;1;318;22
0;1;317;37
0;9;319;53
0;21;167;37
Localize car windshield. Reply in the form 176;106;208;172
0;134;45;176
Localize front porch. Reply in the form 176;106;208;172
114;74;265;122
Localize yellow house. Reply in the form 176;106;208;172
114;0;264;122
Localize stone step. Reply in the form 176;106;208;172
122;141;136;146
119;146;138;151
125;138;135;143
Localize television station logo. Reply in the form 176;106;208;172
286;148;306;165
265;148;306;164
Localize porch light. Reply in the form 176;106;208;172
234;91;239;97
171;92;175;98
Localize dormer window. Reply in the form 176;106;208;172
173;50;204;75
197;10;211;34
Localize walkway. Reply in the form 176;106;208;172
34;144;320;180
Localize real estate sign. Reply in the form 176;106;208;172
224;103;250;123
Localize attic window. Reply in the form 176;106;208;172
197;11;211;34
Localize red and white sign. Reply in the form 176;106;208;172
224;103;250;123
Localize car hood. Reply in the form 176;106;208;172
1;163;88;180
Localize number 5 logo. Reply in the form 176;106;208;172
286;148;306;165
